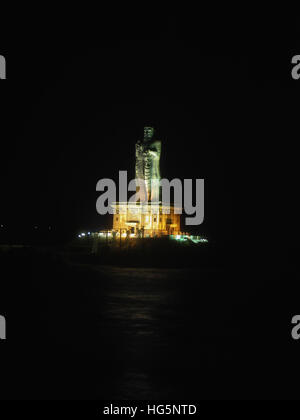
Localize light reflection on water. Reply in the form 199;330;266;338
1;251;272;399
49;263;256;399
64;264;246;399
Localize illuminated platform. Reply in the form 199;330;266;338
111;202;181;237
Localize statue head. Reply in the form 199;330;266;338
143;126;154;141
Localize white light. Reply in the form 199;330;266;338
78;234;81;238
88;232;91;235
81;233;86;237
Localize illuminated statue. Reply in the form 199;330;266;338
135;127;161;202
111;126;181;237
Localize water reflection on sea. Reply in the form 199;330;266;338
3;260;265;400
52;264;256;400
2;247;295;400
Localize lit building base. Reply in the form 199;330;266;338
111;202;181;238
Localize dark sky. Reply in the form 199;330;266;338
0;17;299;249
